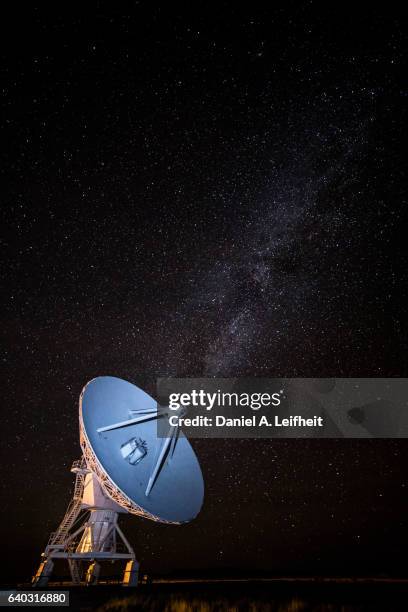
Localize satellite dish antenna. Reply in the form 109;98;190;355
32;376;204;587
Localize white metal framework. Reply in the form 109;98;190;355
32;458;139;587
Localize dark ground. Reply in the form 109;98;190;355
9;581;408;612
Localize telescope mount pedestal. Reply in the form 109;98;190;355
32;458;139;587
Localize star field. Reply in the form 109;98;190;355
1;4;407;581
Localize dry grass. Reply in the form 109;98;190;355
97;592;360;612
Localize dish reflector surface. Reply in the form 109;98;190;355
80;376;204;524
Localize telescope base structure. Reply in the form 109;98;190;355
32;459;139;588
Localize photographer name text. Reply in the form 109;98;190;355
168;414;324;428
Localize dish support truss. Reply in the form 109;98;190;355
32;458;139;587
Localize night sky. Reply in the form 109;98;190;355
1;4;408;582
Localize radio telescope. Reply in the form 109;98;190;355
32;376;204;587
